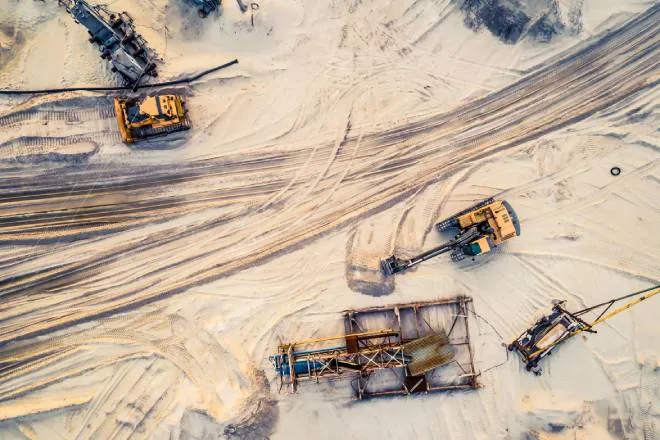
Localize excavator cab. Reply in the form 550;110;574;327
114;95;191;144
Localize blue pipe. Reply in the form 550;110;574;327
270;353;334;376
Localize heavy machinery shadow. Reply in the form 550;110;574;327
126;135;189;150
344;223;396;297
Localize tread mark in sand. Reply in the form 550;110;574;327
0;107;116;127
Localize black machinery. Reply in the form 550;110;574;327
59;0;158;87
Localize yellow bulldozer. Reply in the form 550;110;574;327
114;95;191;144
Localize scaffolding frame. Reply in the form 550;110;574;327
345;296;478;398
273;296;478;399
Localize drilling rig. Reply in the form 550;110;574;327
381;198;520;275
509;285;659;375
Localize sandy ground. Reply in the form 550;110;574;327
0;0;658;439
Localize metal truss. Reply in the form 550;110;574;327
273;296;478;399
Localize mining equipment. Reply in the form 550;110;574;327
187;0;221;17
271;330;454;394
271;297;478;399
509;285;659;375
59;0;158;86
381;198;520;275
114;95;191;143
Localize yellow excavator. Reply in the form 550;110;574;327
381;198;520;275
509;285;659;375
114;95;191;144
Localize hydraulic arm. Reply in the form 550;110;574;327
381;227;481;275
381;198;520;276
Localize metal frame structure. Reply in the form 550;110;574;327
509;285;659;374
345;297;477;398
58;0;158;86
272;296;478;399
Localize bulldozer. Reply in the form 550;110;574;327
381;198;520;275
114;95;191;144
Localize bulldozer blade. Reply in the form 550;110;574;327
114;98;133;144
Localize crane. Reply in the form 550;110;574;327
509;285;659;375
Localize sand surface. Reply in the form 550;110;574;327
0;0;658;439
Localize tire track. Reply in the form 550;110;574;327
0;106;115;127
0;4;657;347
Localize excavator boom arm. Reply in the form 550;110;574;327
381;227;481;275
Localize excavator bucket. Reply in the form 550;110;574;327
380;256;404;275
187;0;221;16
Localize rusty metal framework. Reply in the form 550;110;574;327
271;296;478;399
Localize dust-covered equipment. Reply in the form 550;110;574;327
509;285;659;375
114;95;191;143
271;297;478;399
59;0;158;86
381;198;520;275
186;0;221;17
